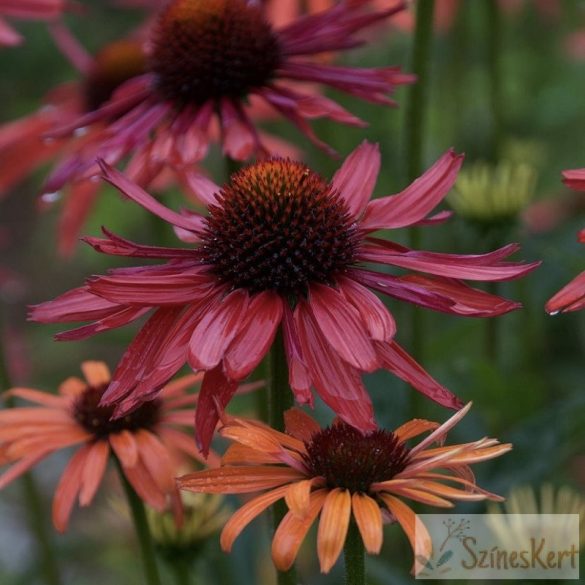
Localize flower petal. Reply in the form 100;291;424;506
376;341;463;410
361;149;464;231
220;485;290;552
352;493;383;554
317;488;351;573
81;361;111;387
79;440;109;506
546;271;585;314
284;408;320;442
331;141;380;219
109;430;139;468
272;489;327;572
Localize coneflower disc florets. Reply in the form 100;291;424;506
73;384;161;438
303;422;410;493
84;40;147;112
200;160;359;296
149;0;282;105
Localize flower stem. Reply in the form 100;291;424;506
0;322;61;585
170;560;193;585
115;457;162;585
344;521;365;585
485;0;503;161
405;0;435;416
268;331;297;585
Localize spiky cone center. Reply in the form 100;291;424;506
84;40;147;112
302;422;410;493
73;384;161;438
200;160;360;297
149;0;282;106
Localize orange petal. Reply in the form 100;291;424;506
317;488;351;573
52;445;90;532
109;430;139;468
351;493;383;554
158;426;214;467
124;459;167;511
448;443;512;464
220;485;290;552
394;418;440;443
378;484;454;507
415;479;493;501
285;478;322;518
135;430;175;493
6;388;66;408
378;493;432;574
79;440;110;506
160;373;203;399
409;402;472;456
221;443;281;466
284;408;321;442
81;361;111;387
272;489;327;571
0;449;52;489
58;376;86;397
179;466;305;494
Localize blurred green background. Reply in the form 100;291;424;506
0;1;583;584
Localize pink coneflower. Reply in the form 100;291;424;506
31;143;539;454
0;361;227;531
545;168;585;314
0;0;64;46
179;404;510;573
42;0;414;196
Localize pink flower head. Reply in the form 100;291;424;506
545;169;585;314
41;0;414;196
0;0;65;46
31;143;539;454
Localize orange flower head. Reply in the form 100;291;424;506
150;0;282;105
84;40;147;112
0;362;223;532
179;403;512;574
201;159;359;296
303;422;409;493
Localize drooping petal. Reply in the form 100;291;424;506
52;445;89;532
224;291;283;379
79;440;109;506
376;341;463;410
188;289;249;371
134;429;175;493
360;150;464;231
194;365;240;456
282;304;312;405
317;488;351;573
220;485;290;552
331;141;380;218
272;489;327;572
109;430;139;468
546;271;585;314
351;492;383;554
123;459;167;511
309;283;379;371
285;478;322;518
338;276;396;341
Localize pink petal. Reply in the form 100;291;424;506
180;169;220;207
360;150;464;231
546;271;585;314
359;243;541;282
308;284;378;371
99;160;204;233
294;299;376;432
338;276;396;341
219;98;256;161
562;168;585;191
188;289;249;371
79;440;109;506
224;291;284;379
331;141;380;219
376;341;463;410
195;365;239;456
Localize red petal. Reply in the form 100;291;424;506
546;271;585;314
361;150;464;231
376;341;463;410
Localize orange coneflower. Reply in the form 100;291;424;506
0;361;241;532
179;403;511;574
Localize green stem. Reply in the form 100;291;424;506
0;321;61;585
404;0;435;416
486;0;503;161
171;560;193;585
344;521;365;585
115;458;162;585
268;332;297;585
